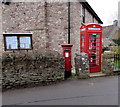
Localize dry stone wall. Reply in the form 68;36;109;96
102;53;114;75
74;52;90;78
2;52;64;90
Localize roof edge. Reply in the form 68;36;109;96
81;2;103;24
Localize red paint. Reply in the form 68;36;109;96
61;44;73;71
80;24;102;73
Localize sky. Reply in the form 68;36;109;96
87;0;120;26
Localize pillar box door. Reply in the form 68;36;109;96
80;24;102;73
61;44;73;78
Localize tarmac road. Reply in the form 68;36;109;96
2;76;118;105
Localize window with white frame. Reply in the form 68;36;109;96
3;33;33;51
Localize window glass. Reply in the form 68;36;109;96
92;16;94;23
6;36;18;49
20;36;31;49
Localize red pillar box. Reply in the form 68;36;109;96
61;44;73;78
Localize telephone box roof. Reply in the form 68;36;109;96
80;23;102;29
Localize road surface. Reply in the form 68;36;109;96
2;76;118;105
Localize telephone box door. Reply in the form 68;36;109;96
88;33;102;73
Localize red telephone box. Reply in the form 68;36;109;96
61;44;73;78
80;24;102;73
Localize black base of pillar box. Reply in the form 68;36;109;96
64;70;72;79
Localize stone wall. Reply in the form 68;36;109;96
1;2;67;90
1;2;100;89
2;52;64;89
2;2;99;56
0;3;2;88
102;53;114;75
46;2;68;53
85;7;98;24
74;52;90;78
2;2;48;54
85;8;92;23
70;2;81;65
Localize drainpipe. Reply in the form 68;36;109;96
68;0;71;44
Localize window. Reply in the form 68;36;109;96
81;5;85;23
92;16;94;23
2;0;10;5
3;33;33;51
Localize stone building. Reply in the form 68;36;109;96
1;1;103;89
1;1;103;57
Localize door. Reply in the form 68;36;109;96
88;33;101;73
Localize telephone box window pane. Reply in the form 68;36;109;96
82;42;84;46
82;34;84;37
20;36;31;49
91;34;96;37
6;36;18;49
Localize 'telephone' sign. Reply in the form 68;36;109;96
88;28;101;30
